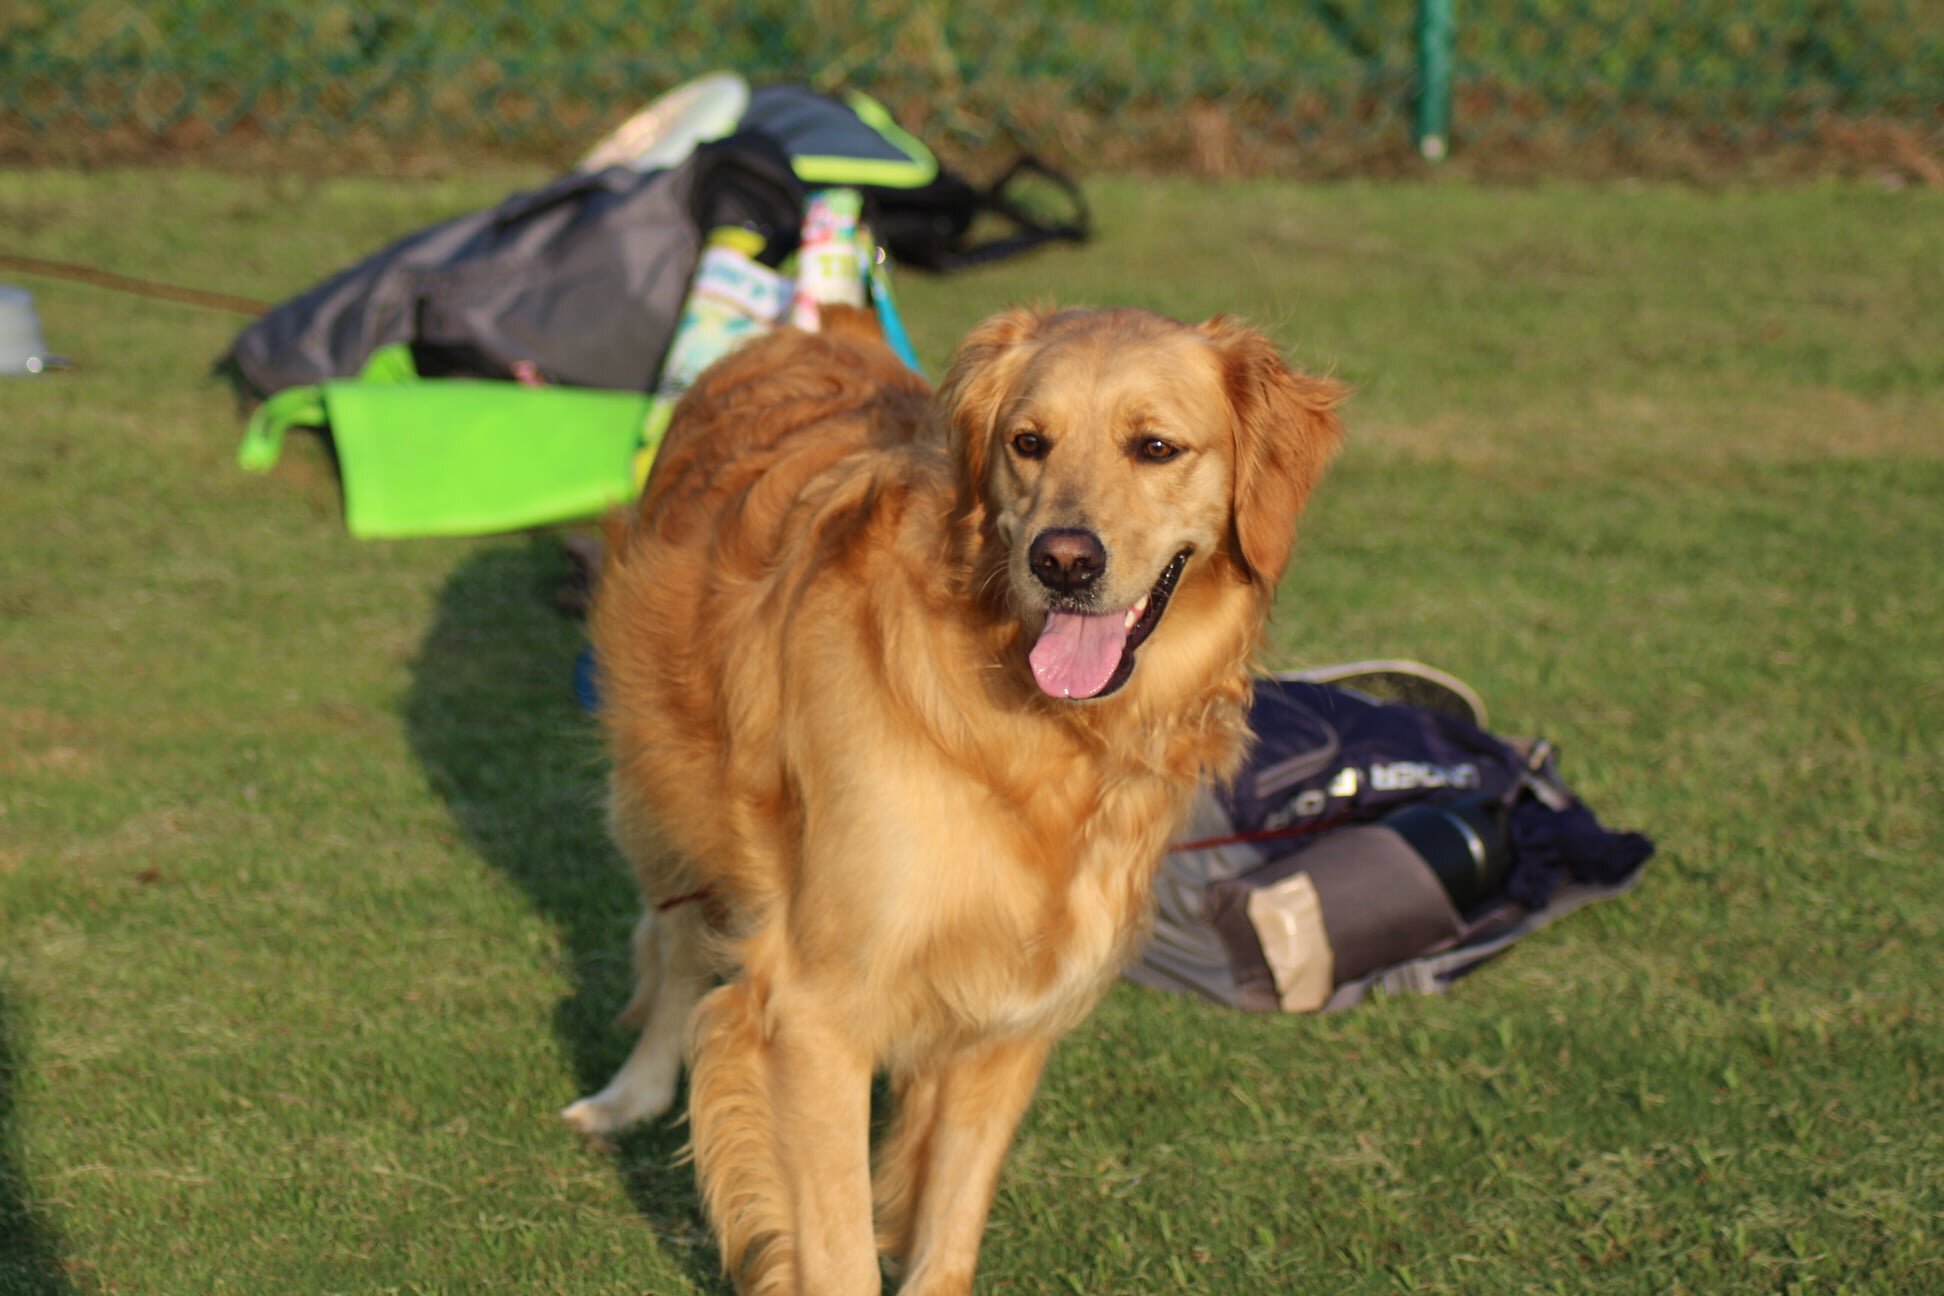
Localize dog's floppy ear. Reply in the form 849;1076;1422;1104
1199;317;1346;588
933;305;1048;495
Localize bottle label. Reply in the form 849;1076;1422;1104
791;189;866;329
694;246;794;322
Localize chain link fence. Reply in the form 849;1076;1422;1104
2;0;1939;179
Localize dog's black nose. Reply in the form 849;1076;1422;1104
1029;528;1106;596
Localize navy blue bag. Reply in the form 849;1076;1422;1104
1129;665;1654;1012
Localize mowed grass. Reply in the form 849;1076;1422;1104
1;166;1939;1294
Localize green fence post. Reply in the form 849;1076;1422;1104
1416;0;1454;161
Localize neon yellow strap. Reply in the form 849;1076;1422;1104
237;385;328;472
789;92;939;189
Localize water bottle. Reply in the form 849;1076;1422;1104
639;226;794;478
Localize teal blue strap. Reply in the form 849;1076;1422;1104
238;384;328;472
868;253;922;375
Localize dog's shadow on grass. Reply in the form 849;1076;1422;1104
402;538;732;1295
0;989;77;1295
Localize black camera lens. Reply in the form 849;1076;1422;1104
1382;794;1508;912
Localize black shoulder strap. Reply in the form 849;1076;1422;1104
940;155;1092;271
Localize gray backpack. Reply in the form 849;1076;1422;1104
220;135;804;398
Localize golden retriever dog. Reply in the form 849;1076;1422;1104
562;304;1343;1294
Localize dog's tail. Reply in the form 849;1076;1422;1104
687;979;795;1293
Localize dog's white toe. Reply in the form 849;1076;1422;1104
560;1097;617;1135
560;1078;675;1135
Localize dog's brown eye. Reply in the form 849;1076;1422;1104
1137;437;1180;463
1011;431;1047;459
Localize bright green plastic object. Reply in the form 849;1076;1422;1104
238;372;649;540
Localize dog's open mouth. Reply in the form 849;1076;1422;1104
1028;549;1191;701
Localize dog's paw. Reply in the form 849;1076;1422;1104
560;1096;623;1136
560;1080;675;1137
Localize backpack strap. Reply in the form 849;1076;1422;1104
237;384;328;471
937;155;1093;270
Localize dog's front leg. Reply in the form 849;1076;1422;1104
691;976;879;1294
875;1033;1054;1296
771;986;878;1293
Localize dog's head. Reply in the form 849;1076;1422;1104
937;306;1344;701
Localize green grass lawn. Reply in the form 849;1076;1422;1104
1;167;1939;1294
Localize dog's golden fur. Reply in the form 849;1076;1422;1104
563;304;1342;1294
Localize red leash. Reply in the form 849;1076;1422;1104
657;885;717;912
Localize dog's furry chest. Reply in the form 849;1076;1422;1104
784;674;1210;1055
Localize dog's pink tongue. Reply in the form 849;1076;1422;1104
1029;610;1129;699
